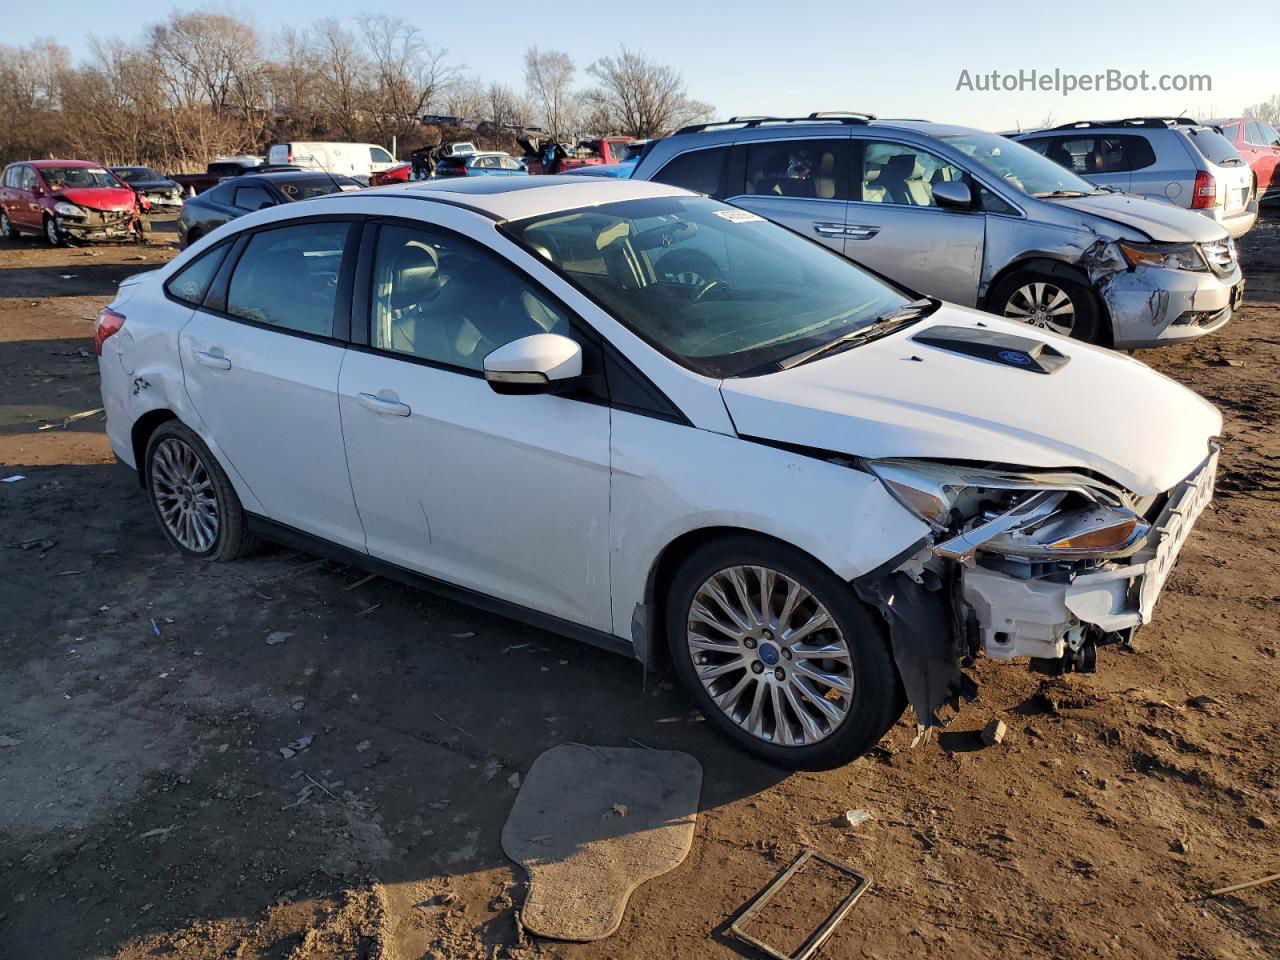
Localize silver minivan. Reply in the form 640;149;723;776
629;114;1245;348
1013;118;1256;239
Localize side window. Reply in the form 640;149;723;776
500;157;521;170
977;186;1018;216
206;183;235;205
1020;138;1050;156
1245;121;1266;145
650;147;728;196
166;244;229;306
21;167;38;191
1;167;12;188
858;141;967;207
1116;135;1156;171
233;185;275;211
743;140;846;200
371;146;393;163
1221;122;1241;142
226;223;351;336
370;224;571;372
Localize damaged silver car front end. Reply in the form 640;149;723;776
853;447;1219;729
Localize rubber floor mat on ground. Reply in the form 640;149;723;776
501;743;703;941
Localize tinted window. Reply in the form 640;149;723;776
1186;128;1245;166
370;223;570;371
1220;122;1241;142
744;140;847;200
233;185;276;211
858;141;967;206
166;244;229;306
226;223;351;336
205;183;235;205
273;176;355;200
650;147;727;196
1048;135;1154;174
1020;138;1050;156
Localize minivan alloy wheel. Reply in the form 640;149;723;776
150;437;220;553
1002;281;1076;336
687;565;853;746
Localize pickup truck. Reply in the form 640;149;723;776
170;158;266;196
518;136;635;175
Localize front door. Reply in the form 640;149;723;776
842;139;986;306
338;221;612;631
179;220;367;551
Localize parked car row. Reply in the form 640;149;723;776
95;175;1224;768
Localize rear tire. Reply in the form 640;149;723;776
665;535;905;769
0;211;17;239
144;421;257;561
990;266;1105;345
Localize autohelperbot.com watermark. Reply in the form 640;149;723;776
956;68;1211;97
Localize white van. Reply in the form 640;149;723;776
268;142;398;179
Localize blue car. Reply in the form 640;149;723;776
434;153;528;178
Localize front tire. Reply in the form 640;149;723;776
44;216;64;247
990;267;1105;344
145;421;256;561
665;536;905;769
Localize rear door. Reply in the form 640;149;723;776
338;218;613;630
842;137;985;305
11;166;40;230
725;135;853;256
179;218;367;550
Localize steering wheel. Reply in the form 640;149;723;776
692;278;730;303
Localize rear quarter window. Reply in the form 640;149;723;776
166;243;230;307
650;147;728;196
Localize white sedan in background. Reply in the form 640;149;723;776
96;177;1220;768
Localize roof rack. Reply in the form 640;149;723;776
675;111;877;135
1050;116;1199;131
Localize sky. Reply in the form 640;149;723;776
6;0;1276;131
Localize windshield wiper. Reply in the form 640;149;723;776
1032;190;1095;198
778;299;936;369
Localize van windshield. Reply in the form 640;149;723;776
502;194;919;378
943;132;1102;197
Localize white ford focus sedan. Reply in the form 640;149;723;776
96;177;1221;768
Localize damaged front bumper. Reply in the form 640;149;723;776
858;446;1218;726
55;209;140;243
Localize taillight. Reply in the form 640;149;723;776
95;307;125;355
1192;170;1217;209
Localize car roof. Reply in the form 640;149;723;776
358;176;690;220
29;160;104;168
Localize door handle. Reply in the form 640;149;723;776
813;223;845;236
358;392;411;417
196;350;231;370
844;225;880;239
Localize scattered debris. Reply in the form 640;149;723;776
452;631;476;639
355;602;381;617
138;826;177;840
0;736;22;748
836;809;873;828
611;803;629;818
503;642;530;653
1187;695;1219;711
508;772;522;790
1;475;24;483
150;618;161;637
1205;873;1280;899
59;274;78;280
291;698;304;711
266;631;292;646
730;849;871;960
279;734;314;759
1171;837;1191;854
981;718;1008;746
9;537;55;551
343;573;376;591
37;406;103;430
355;739;372;753
1247;815;1270;829
432;712;475;739
480;758;501;782
1205;357;1244;367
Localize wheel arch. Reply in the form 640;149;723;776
130;408;178;487
982;256;1114;346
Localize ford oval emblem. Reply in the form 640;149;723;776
998;350;1032;366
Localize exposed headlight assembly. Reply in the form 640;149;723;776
53;201;86;218
1117;240;1206;272
865;459;1148;564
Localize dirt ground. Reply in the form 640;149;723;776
1;212;1278;960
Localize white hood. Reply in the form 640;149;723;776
1052;193;1228;243
720;307;1221;496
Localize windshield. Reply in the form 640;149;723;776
115;167;162;183
40;166;124;191
502;195;914;378
274;176;358;200
943;132;1101;197
1186;128;1244;166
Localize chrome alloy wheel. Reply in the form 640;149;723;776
150;437;219;553
686;565;853;746
1003;281;1076;336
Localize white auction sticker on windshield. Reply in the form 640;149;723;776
712;209;764;223
88;168;110;175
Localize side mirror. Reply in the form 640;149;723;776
932;180;973;211
483;333;582;395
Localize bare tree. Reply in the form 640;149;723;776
1242;94;1280;124
582;46;712;138
311;18;367;140
524;46;577;139
358;14;455;150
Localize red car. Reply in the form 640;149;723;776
369;162;412;187
0;159;143;246
1207;117;1280;203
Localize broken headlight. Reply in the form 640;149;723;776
865;459;1148;564
1117;240;1206;272
53;201;86;219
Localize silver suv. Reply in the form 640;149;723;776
1013;117;1256;239
629;113;1245;348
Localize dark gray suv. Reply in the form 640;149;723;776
629;113;1244;348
